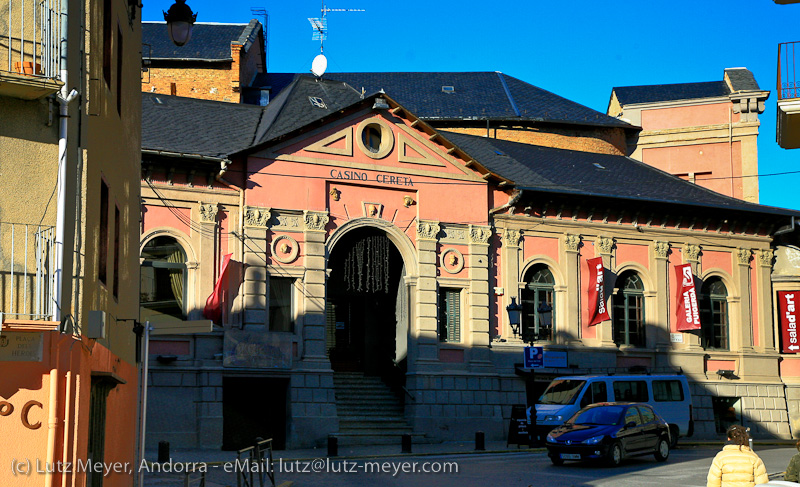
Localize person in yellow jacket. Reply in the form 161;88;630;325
707;425;769;487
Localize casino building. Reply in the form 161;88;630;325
139;70;800;449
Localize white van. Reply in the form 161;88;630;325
532;374;693;445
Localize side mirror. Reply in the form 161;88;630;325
625;421;636;429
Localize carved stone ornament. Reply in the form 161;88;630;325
469;225;492;245
198;203;219;223
503;229;523;246
597;236;614;254
685;244;701;262
417;220;441;241
654;241;670;259
759;249;775;268
564;234;581;252
244;206;271;227
271;235;300;264
441;248;465;274
737;248;752;265
303;211;329;232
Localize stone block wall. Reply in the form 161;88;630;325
690;382;790;439
287;371;338;448
405;373;522;441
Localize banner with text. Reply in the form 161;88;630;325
779;291;800;353
675;264;701;331
587;257;610;326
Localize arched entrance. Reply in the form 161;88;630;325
326;226;406;384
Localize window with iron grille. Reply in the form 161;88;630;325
438;288;461;343
269;277;294;332
522;264;555;341
612;271;645;347
700;278;729;350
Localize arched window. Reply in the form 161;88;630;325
700;278;728;350
140;236;186;319
613;271;645;347
521;264;555;341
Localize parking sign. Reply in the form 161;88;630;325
523;346;543;369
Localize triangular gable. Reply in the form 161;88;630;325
251;110;486;183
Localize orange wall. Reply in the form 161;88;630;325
616;244;649;271
641;142;742;199
703;250;733;276
522;236;559;264
143;204;191;238
641;102;738;130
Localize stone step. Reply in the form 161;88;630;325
331;432;431;446
337;410;404;417
339;421;411;430
335;396;400;404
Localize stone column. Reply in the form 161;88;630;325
684;244;703;351
734;248;754;352
242;206;270;328
654;241;672;351
468;225;493;369
415;220;440;365
563;234;582;344
597;236;616;347
301;210;330;367
756;249;775;351
198;203;219;321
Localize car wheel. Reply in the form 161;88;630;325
550;456;564;466
607;442;623;467
668;425;679;448
654;437;670;462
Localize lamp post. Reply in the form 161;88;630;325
164;0;197;46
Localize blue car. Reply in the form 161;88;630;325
545;402;671;467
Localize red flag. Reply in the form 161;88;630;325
675;264;701;331
587;257;610;326
203;253;232;324
778;291;800;353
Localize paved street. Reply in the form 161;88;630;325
143;445;799;487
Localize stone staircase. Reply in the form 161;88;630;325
333;372;428;446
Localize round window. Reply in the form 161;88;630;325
362;124;382;153
356;117;394;159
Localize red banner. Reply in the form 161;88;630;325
779;291;800;353
587;257;610;326
675;264;701;331
203;253;232;324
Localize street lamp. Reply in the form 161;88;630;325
164;0;197;47
506;297;523;339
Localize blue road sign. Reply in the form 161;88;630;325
524;346;543;369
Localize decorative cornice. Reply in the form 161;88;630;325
564;234;581;252
417;220;441;241
439;224;467;243
737;248;752;266
759;249;775;268
198;203;219;223
244;206;271;227
597;236;614;255
303;210;329;232
654;241;670;259
503;229;523;247
684;244;701;263
469;225;492;245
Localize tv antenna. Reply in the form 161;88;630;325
308;1;365;54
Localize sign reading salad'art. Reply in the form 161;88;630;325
587;257;610;326
779;291;800;353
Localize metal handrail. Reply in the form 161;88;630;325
1;0;62;79
0;222;57;322
778;41;800;101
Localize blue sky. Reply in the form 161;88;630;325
146;1;800;210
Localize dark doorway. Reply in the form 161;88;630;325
326;228;405;383
222;377;287;450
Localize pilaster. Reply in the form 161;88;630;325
500;228;522;340
563;233;582;344
734;248;754;352
654;241;671;351
756;249;775;352
683;244;703;351
197;202;219;320
596;236;615;347
416;220;440;364
301;210;330;367
468;225;493;369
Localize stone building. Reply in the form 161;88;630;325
139;71;800;450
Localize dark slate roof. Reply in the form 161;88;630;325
249;72;632;129
613;81;730;106
142;92;265;157
725;68;761;92
251;75;364;146
441;131;798;217
143;22;252;61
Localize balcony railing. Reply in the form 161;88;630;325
1;0;62;79
778;41;800;100
0;222;57;323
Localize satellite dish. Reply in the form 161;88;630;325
311;54;328;78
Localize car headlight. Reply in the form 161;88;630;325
544;415;563;422
582;435;604;445
546;433;556;443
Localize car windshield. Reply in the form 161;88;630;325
538;380;586;405
570;405;625;426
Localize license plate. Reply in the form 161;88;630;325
560;454;581;460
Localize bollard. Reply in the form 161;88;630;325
475;431;485;451
401;433;412;453
158;441;170;463
328;435;338;457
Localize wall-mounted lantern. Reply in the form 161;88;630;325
164;0;197;47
